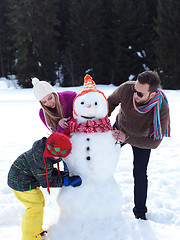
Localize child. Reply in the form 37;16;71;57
7;132;82;240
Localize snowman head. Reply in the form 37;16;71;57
73;74;109;123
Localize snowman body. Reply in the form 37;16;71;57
50;77;122;240
57;130;121;218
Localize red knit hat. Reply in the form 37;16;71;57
43;133;72;194
44;132;72;158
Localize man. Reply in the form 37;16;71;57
107;70;170;220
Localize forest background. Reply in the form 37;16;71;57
0;0;179;89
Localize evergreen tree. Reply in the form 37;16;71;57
56;0;72;86
8;0;60;88
146;0;158;22
94;0;114;85
0;0;14;77
144;0;158;71
154;0;180;89
61;0;106;86
112;0;150;85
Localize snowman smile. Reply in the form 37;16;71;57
81;115;95;119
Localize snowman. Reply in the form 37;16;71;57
49;75;123;240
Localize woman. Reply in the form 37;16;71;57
32;77;77;133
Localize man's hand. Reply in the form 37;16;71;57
112;128;126;143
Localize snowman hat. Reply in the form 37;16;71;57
73;74;109;116
32;77;58;101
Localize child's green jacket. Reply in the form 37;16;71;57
8;137;63;191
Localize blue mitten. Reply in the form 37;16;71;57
63;175;82;187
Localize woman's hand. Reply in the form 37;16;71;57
58;117;71;129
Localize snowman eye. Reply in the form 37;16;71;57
95;102;97;105
81;102;84;104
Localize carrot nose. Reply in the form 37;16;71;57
88;104;91;108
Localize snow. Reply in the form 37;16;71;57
0;78;180;239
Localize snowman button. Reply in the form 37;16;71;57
86;138;90;141
86;156;90;160
87;147;90;151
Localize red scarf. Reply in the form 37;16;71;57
63;116;112;135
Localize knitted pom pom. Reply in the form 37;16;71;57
31;77;40;86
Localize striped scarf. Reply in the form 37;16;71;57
133;89;170;140
64;116;112;135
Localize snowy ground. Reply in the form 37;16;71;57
0;78;180;240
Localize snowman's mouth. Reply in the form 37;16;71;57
81;115;95;119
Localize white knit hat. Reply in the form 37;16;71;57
32;77;57;101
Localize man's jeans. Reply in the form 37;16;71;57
113;122;151;216
131;145;151;217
